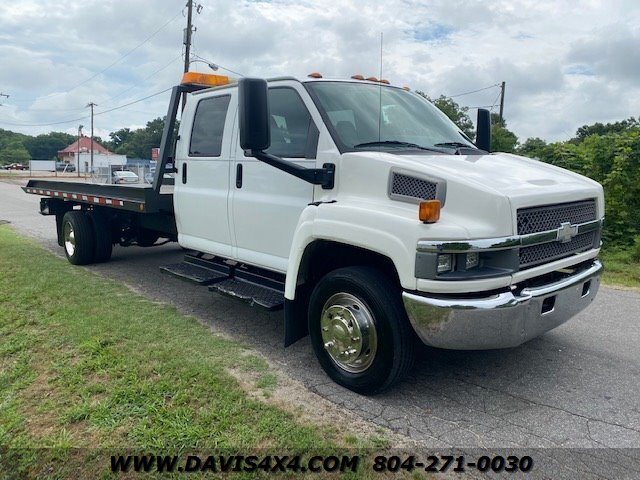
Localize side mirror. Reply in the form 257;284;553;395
475;108;491;152
238;78;271;151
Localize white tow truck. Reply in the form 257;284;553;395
25;72;604;394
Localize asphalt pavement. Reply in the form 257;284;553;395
2;179;639;475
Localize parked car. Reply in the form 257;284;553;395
112;170;139;184
5;163;28;170
56;162;76;172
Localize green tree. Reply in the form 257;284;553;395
415;92;475;139
0;129;30;165
518;137;548;159
23;132;75;160
490;113;518;153
585;130;640;245
108;128;133;150
572;117;639;144
109;117;168;159
0;140;31;164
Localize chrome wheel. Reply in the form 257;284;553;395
63;221;76;257
320;292;377;373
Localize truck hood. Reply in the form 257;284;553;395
335;150;604;239
396;152;603;211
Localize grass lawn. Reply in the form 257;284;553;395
600;247;640;290
0;227;386;479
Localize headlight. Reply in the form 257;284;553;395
465;252;479;269
415;249;518;280
437;254;454;273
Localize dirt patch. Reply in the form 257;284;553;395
18;348;107;446
20;370;59;439
227;359;416;450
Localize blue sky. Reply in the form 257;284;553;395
0;0;639;143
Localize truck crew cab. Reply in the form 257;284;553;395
25;72;604;394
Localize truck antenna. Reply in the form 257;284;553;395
378;32;383;143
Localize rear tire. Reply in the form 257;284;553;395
308;266;416;395
88;211;112;263
62;211;95;265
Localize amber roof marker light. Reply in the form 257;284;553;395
180;72;231;87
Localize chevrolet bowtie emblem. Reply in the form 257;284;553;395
557;222;578;243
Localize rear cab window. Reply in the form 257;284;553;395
189;95;231;157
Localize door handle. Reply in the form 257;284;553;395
236;163;243;188
182;162;187;184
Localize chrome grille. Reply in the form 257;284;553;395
517;200;597;235
391;173;437;200
520;231;597;268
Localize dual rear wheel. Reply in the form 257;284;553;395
62;211;112;265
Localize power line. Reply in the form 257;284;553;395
69;9;182;92
100;52;183;106
0;115;89;127
94;87;173;116
447;84;500;98
489;89;503;112
34;8;183;103
11;53;183;113
0;87;172;127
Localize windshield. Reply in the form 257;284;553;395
306;81;475;153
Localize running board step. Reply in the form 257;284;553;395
209;279;284;311
160;254;231;285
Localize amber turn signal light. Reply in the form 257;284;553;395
419;200;441;223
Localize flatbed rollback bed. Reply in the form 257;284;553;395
21;83;201;264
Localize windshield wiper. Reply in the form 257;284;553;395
353;141;447;153
433;142;485;155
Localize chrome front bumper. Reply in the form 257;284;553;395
402;260;603;350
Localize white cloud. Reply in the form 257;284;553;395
0;0;638;143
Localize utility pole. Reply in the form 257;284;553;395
183;0;194;76
181;0;203;110
182;0;194;111
499;81;506;125
86;102;97;176
0;93;8;106
77;125;83;177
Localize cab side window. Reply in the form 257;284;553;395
265;88;316;158
189;95;231;157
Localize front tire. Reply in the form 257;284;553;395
62;211;95;265
308;266;416;395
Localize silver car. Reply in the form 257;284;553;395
112;170;139;184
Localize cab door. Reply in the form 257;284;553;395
230;84;319;272
174;92;235;257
